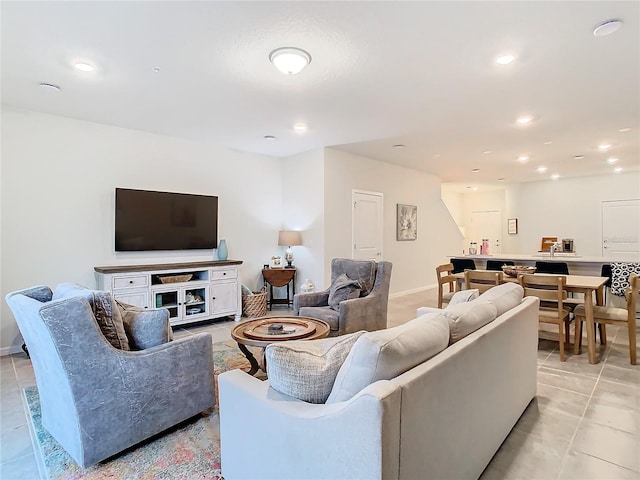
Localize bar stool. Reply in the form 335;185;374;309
451;258;476;274
486;260;514;271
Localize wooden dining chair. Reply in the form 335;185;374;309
574;273;638;364
519;274;572;361
436;263;457;309
464;270;502;293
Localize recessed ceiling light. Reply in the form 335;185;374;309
483;150;492;154
472;168;480;173
614;167;623;173
393;144;405;149
536;166;547;173
74;62;95;72
152;67;160;73
516;115;533;125
551;173;560;180
466;186;479;191
544;141;553;145
39;83;60;91
598;144;611;151
573;155;585;160
269;47;311;75
293;123;308;134
498;178;505;182
433;154;441;158
496;54;516;65
517;155;529;163
264;135;276;141
607;157;618;164
619;127;631;132
593;19;623;37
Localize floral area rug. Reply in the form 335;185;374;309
24;340;263;480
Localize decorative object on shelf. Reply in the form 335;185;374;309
217;239;228;261
277;230;303;268
480;239;490;255
301;279;315;293
270;256;283;269
396;204;417;241
507;218;518;235
158;274;193;284
469;242;478;255
502;265;537;278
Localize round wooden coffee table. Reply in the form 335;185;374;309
231;316;330;375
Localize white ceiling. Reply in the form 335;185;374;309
2;1;638;188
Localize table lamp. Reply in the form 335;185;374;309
278;230;303;268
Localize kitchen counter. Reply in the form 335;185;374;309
448;253;639;275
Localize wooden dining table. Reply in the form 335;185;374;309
453;271;609;364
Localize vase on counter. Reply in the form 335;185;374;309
217;239;228;261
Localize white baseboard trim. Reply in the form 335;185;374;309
389;283;437;299
1;344;24;357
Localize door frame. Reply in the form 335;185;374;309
351;189;384;261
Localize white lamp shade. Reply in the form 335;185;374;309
278;230;303;246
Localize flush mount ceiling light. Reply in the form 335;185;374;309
293;122;308;134
74;62;95;72
607;157;619;164
536;166;547;173
593;19;623;37
516;115;534;126
551;173;560;180
269;47;311;75
614;167;623;173
598;143;611;151
39;82;60;92
619;127;631;132
496;54;516;65
517;155;529;163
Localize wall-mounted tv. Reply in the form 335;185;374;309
115;188;218;251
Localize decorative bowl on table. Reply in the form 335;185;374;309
501;265;537;278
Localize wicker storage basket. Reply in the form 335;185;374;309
242;288;268;317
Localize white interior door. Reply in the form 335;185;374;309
352;190;383;261
470;210;502;254
602;199;640;258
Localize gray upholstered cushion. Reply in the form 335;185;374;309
299;306;339;331
53;283;130;350
328;273;361;311
327;314;450;403
115;300;173;350
440;300;497;344
266;331;366;403
476;282;523;317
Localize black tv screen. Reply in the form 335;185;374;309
115;188;218;251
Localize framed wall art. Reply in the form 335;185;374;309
507;218;518;235
397;204;417;241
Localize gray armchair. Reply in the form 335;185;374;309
293;259;392;335
5;285;215;468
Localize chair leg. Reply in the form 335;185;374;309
558;322;566;362
629;320;637;365
598;324;607;345
574;318;582;354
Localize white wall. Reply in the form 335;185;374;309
454;172;640;257
323;148;462;295
1;108;285;353
281;149;325;292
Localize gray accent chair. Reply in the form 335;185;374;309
5;285;215;468
294;259;393;335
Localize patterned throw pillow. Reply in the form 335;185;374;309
611;262;640;297
266;331;366;403
328;274;361;311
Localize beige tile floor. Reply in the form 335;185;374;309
1;289;638;480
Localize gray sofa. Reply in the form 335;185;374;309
6;285;215;468
293;258;393;335
219;283;538;479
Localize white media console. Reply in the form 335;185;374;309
94;260;243;326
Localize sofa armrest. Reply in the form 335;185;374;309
338;293;385;333
219;370;401;480
293;289;330;314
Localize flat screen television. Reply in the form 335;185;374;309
115;188;218;251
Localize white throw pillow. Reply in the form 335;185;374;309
447;289;479;306
326;315;450;403
476;282;523;316
441;300;497;344
265;331;365;404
